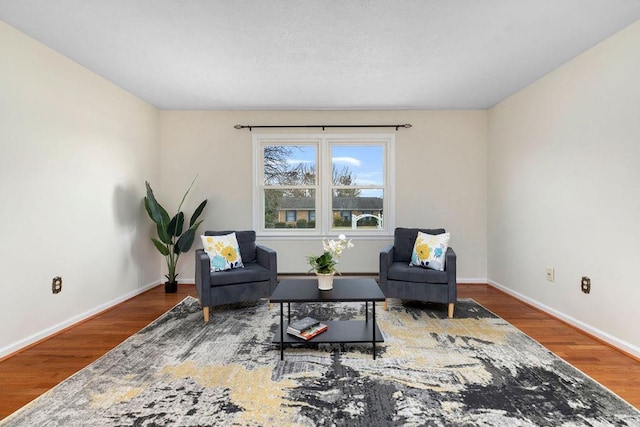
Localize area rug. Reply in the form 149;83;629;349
2;297;638;426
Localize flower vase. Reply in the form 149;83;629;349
316;272;335;290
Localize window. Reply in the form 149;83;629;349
253;134;394;236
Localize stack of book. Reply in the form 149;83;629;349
287;316;328;340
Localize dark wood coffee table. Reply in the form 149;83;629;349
270;278;385;360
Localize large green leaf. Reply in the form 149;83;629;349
189;218;204;234
158;203;170;226
176;219;204;253
157;223;172;244
151;238;170;256
175;229;195;254
189;199;207;227
143;197;155;223
145;182;164;224
168;212;185;237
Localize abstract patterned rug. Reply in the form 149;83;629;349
2;296;638;426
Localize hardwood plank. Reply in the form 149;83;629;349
0;283;637;420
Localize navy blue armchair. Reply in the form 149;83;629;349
379;227;457;318
195;230;277;322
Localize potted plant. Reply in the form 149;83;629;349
144;178;207;293
307;234;354;290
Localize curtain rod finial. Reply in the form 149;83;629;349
234;124;243;129
404;124;412;128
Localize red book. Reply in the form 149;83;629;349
288;323;328;340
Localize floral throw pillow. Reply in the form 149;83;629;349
410;231;450;271
200;233;244;272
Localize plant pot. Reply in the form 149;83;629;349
164;281;178;293
316;272;335;290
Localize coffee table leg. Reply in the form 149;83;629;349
372;301;376;360
365;301;369;321
280;302;284;360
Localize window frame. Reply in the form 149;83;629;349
253;133;395;238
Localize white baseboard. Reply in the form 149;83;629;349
488;279;640;359
0;280;160;359
457;278;488;284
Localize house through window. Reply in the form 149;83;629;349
253;134;394;236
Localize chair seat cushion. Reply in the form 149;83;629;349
208;262;272;286
387;262;448;284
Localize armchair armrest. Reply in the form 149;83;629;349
256;244;276;269
445;246;457;301
195;249;212;307
379;244;395;287
445;246;456;272
256;244;278;294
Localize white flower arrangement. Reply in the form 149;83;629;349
307;234;355;274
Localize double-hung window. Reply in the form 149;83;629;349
253;134;395;236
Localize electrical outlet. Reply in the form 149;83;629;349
581;276;591;294
52;276;62;294
545;267;554;282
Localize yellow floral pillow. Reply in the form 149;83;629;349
200;233;244;272
410;231;450;271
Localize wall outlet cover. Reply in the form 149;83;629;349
52;276;62;294
581;276;591;294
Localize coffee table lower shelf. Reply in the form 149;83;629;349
272;320;384;360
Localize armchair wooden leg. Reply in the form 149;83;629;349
448;303;454;319
383;299;388;311
269;301;273;310
203;306;210;323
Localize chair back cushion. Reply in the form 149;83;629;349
204;230;257;263
393;227;446;263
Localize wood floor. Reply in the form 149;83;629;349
0;283;638;419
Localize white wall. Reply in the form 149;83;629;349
0;21;161;358
488;21;640;357
160;110;487;280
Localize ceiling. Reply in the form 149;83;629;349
1;1;639;110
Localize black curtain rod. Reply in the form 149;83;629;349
234;124;412;131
